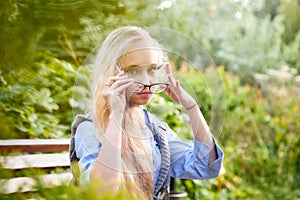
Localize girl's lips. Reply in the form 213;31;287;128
137;92;152;97
138;92;152;95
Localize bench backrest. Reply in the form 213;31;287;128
0;139;70;153
0;139;72;194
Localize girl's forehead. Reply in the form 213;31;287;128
123;63;160;72
120;48;163;68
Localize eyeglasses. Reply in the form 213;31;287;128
128;81;169;94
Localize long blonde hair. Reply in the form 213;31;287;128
93;26;165;199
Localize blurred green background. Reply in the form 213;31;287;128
1;0;300;199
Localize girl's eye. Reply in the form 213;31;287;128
148;67;157;73
127;69;137;74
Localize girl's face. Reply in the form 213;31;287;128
120;48;165;106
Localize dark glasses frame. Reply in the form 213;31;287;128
128;81;169;94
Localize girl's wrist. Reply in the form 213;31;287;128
186;103;197;111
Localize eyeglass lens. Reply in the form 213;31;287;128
128;82;168;94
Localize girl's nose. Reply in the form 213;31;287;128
136;73;151;85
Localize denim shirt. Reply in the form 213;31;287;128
74;109;224;185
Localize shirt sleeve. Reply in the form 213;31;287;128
74;120;101;184
165;123;224;180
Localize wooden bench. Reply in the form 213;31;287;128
0;139;72;194
0;139;189;199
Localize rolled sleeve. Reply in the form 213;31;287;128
166;123;224;180
193;139;224;178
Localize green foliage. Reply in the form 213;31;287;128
282;30;300;70
80;0;162;49
156;0;300;82
0;0;163;72
146;94;193;140
280;0;300;44
218;67;300;199
0;54;91;138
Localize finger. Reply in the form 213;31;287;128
109;78;133;90
166;64;177;86
165;63;172;75
106;73;128;86
176;79;180;89
112;80;134;94
103;78;133;96
103;79;133;101
117;70;125;76
168;73;176;88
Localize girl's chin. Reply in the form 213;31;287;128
129;95;153;106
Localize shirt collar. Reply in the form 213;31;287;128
143;107;153;130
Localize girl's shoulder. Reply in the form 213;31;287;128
71;112;94;136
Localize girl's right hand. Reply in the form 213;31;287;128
102;71;133;114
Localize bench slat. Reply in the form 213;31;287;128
1;153;70;170
0;139;70;153
0;172;72;194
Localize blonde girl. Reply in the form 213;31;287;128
71;26;224;200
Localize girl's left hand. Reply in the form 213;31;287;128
165;63;197;109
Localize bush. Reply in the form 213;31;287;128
0;54;91;139
156;0;300;83
150;66;300;199
210;67;299;199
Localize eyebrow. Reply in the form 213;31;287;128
124;63;163;71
